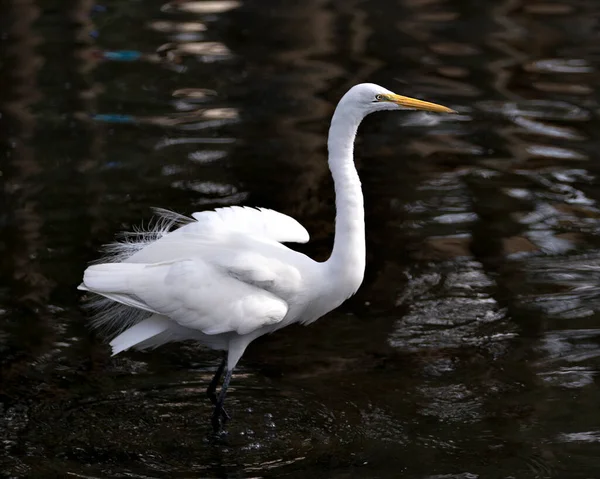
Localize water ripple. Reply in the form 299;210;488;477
478;100;590;121
161;1;241;14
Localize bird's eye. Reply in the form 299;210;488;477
374;94;383;101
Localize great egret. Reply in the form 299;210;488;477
79;83;455;431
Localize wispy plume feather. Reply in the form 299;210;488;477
84;209;192;335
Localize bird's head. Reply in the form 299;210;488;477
342;83;456;116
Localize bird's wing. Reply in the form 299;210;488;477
121;206;310;269
81;251;298;335
189;206;309;244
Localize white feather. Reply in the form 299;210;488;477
110;314;171;355
191;207;309;243
83;257;291;336
81;206;319;363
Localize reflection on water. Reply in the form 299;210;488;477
2;0;600;477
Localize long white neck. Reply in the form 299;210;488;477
325;102;366;295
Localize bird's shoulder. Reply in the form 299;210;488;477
186;206;309;244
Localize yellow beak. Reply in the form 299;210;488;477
385;93;456;114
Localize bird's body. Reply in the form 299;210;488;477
79;83;455;430
82;206;358;369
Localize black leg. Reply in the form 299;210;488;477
212;368;233;433
206;357;225;403
206;357;230;421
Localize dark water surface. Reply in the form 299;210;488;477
2;0;600;477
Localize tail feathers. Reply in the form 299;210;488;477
133;329;177;351
82;263;147;294
110;314;171;356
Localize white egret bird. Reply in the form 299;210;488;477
79;83;455;431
